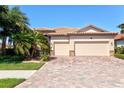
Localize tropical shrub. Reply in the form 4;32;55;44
5;48;15;55
0;54;25;62
115;46;124;54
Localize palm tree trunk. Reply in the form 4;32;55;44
31;49;35;58
30;44;38;58
1;37;7;55
13;41;16;49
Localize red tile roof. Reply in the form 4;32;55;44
33;25;117;36
115;34;124;40
48;32;117;36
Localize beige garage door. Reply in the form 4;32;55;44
54;43;69;56
75;41;109;56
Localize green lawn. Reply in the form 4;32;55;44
114;54;124;60
0;78;25;88
0;62;45;70
0;54;46;70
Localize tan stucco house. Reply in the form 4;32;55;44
34;25;117;56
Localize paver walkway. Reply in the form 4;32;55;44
16;56;124;88
0;70;36;79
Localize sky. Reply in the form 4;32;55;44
10;5;124;33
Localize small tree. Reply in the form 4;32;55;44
118;23;124;33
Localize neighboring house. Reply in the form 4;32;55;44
33;25;117;56
115;33;124;47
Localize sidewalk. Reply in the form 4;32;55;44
0;70;37;79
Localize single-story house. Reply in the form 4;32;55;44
115;33;124;47
33;25;117;56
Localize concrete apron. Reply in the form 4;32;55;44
0;70;37;79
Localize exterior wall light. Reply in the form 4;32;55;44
90;37;92;39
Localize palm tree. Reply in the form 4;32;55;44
9;6;30;33
9;6;30;51
118;23;124;33
0;6;30;54
12;32;32;56
29;31;50;57
0;6;50;58
12;31;50;58
0;5;10;54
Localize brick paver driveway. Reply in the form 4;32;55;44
16;56;124;88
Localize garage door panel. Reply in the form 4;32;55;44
55;43;69;56
75;42;109;56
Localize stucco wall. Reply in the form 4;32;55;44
51;35;115;52
69;35;115;51
50;36;69;50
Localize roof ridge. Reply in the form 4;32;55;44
77;24;109;32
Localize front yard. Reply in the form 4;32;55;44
0;54;46;88
0;78;25;88
0;55;45;70
0;58;45;88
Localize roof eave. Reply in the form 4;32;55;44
48;32;117;36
